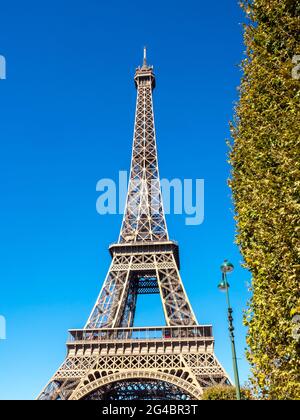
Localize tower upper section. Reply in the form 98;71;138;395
118;49;168;243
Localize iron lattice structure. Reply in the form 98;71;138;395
38;50;231;400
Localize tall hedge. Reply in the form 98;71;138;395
229;0;300;399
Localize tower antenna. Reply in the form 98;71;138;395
143;46;147;67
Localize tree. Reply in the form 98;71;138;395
229;0;300;399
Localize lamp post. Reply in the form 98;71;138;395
218;260;241;400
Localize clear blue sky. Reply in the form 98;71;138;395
0;0;251;399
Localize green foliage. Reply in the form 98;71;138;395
201;386;251;400
229;0;300;399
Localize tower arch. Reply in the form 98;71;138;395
69;370;202;400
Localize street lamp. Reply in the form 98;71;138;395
218;259;241;400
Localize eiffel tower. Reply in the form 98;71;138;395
38;49;231;400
